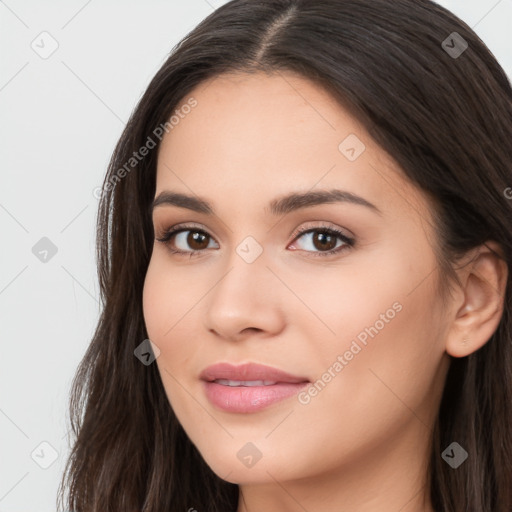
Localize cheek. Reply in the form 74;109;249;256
142;255;199;340
285;286;445;475
306;242;445;406
310;273;445;432
142;255;208;376
142;259;167;340
142;259;193;411
287;255;411;354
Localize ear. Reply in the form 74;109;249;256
445;240;508;358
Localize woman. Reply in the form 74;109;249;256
58;1;512;511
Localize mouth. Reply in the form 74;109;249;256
200;362;310;413
211;379;281;386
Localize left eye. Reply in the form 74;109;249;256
288;227;355;256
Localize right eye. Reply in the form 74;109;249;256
156;224;220;256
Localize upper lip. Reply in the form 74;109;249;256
200;362;309;384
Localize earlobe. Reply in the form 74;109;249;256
445;241;508;358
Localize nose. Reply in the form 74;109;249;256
203;248;285;342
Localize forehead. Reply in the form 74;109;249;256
158;71;361;170
155;71;430;223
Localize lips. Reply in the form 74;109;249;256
200;362;310;413
199;362;309;384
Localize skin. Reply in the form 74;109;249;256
142;71;508;512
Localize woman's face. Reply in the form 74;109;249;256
143;71;452;490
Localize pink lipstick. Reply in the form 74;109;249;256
200;362;309;413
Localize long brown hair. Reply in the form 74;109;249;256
57;1;512;510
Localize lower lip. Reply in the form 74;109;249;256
203;381;309;413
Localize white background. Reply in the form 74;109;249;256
1;1;511;510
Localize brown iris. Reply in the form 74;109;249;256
187;231;210;250
311;231;337;251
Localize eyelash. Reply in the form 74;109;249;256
155;223;355;259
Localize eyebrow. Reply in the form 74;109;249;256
151;189;382;216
